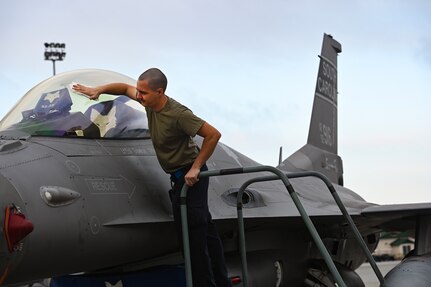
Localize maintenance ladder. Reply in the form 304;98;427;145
180;166;386;287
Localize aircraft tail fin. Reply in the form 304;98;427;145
307;33;342;154
279;34;344;185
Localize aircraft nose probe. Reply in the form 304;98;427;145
4;204;34;253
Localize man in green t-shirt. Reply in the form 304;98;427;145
73;68;232;287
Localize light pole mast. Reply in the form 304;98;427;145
44;43;66;76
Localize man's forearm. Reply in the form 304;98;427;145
191;132;221;170
184;122;221;186
97;83;136;100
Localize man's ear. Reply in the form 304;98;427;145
156;88;164;96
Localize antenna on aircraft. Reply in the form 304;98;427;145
44;42;66;76
278;146;283;165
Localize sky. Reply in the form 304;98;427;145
0;0;430;205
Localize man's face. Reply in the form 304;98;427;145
135;80;161;108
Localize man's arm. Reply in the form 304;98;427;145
184;122;221;186
72;83;137;100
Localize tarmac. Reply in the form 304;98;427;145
356;260;400;287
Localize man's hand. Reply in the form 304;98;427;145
72;84;101;100
184;167;201;186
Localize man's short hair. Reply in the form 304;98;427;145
138;68;168;92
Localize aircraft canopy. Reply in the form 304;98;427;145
0;69;149;139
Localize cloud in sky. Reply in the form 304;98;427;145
0;0;430;204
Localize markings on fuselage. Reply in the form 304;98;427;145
65;160;81;174
85;176;135;198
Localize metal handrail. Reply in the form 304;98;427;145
179;166;347;287
236;171;386;287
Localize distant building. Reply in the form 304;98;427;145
373;232;415;261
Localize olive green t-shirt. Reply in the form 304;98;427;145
145;97;205;173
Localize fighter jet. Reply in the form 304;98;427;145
1;34;430;287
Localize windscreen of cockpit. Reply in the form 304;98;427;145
0;69;149;138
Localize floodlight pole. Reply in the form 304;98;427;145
44;42;66;76
52;60;56;76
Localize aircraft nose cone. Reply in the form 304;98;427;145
4;206;34;252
